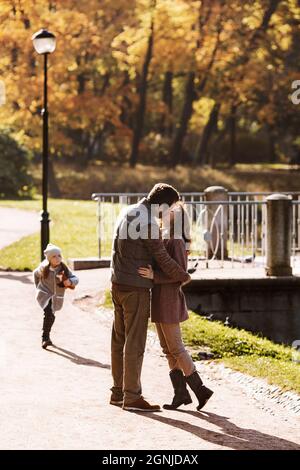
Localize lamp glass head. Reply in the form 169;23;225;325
32;29;56;54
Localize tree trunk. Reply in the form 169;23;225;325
170;72;196;167
169;8;222;168
129;8;155;168
160;71;173;136
77;73;86;94
228;103;237;167
195;102;220;165
267;125;276;163
48;158;61;198
120;72;132;127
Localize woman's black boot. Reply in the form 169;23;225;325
163;369;192;410
186;370;213;411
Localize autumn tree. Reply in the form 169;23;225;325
0;0;300;172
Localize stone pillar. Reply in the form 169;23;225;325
204;186;228;259
265;194;292;276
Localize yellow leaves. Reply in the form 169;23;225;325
29;100;39;113
255;48;267;61
112;26;150;74
241;0;264;30
280;36;291;51
269;13;293;51
288;0;300;20
111;0;200;75
95;60;108;75
68;63;78;72
271;22;292;51
156;0;193;26
277;23;292;35
111;50;126;65
190;97;215;131
90;35;101;47
242;15;261;31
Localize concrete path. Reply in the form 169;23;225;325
0;207;39;249
0;268;299;450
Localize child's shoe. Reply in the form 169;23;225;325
42;339;53;349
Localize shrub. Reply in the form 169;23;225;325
0;131;33;198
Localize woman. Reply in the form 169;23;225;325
138;203;213;411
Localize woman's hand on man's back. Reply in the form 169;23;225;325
138;265;154;279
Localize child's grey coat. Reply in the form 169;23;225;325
33;261;79;312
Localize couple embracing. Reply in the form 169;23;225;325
110;183;213;412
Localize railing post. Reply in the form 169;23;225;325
97;198;101;259
204;186;228;259
265;194;292;276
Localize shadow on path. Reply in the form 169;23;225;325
140;409;300;450
47;345;111;369
0;273;33;284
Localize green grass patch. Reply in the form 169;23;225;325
0;198;98;271
181;312;292;361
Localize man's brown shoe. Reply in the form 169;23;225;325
123;397;161;412
110;393;123;407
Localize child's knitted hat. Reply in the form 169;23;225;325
44;243;62;261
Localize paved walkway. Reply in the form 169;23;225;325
0;207;39;249
0;269;299;450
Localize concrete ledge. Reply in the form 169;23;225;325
68;257;111;271
183;275;300;291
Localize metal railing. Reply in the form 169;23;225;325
91;192;300;269
183;200;266;269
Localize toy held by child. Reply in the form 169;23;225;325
33;243;79;349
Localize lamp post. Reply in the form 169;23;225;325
32;29;56;261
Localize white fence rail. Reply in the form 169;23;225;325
91;192;300;269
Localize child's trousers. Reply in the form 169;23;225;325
42;299;55;341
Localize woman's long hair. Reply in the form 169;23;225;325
169;202;192;251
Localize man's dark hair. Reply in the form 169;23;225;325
147;183;180;206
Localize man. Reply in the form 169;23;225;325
110;183;191;412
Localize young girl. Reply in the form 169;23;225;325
138;202;213;411
33;243;79;349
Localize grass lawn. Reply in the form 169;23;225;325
102;290;300;395
0;198;99;271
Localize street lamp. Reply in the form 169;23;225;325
32;29;56;261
